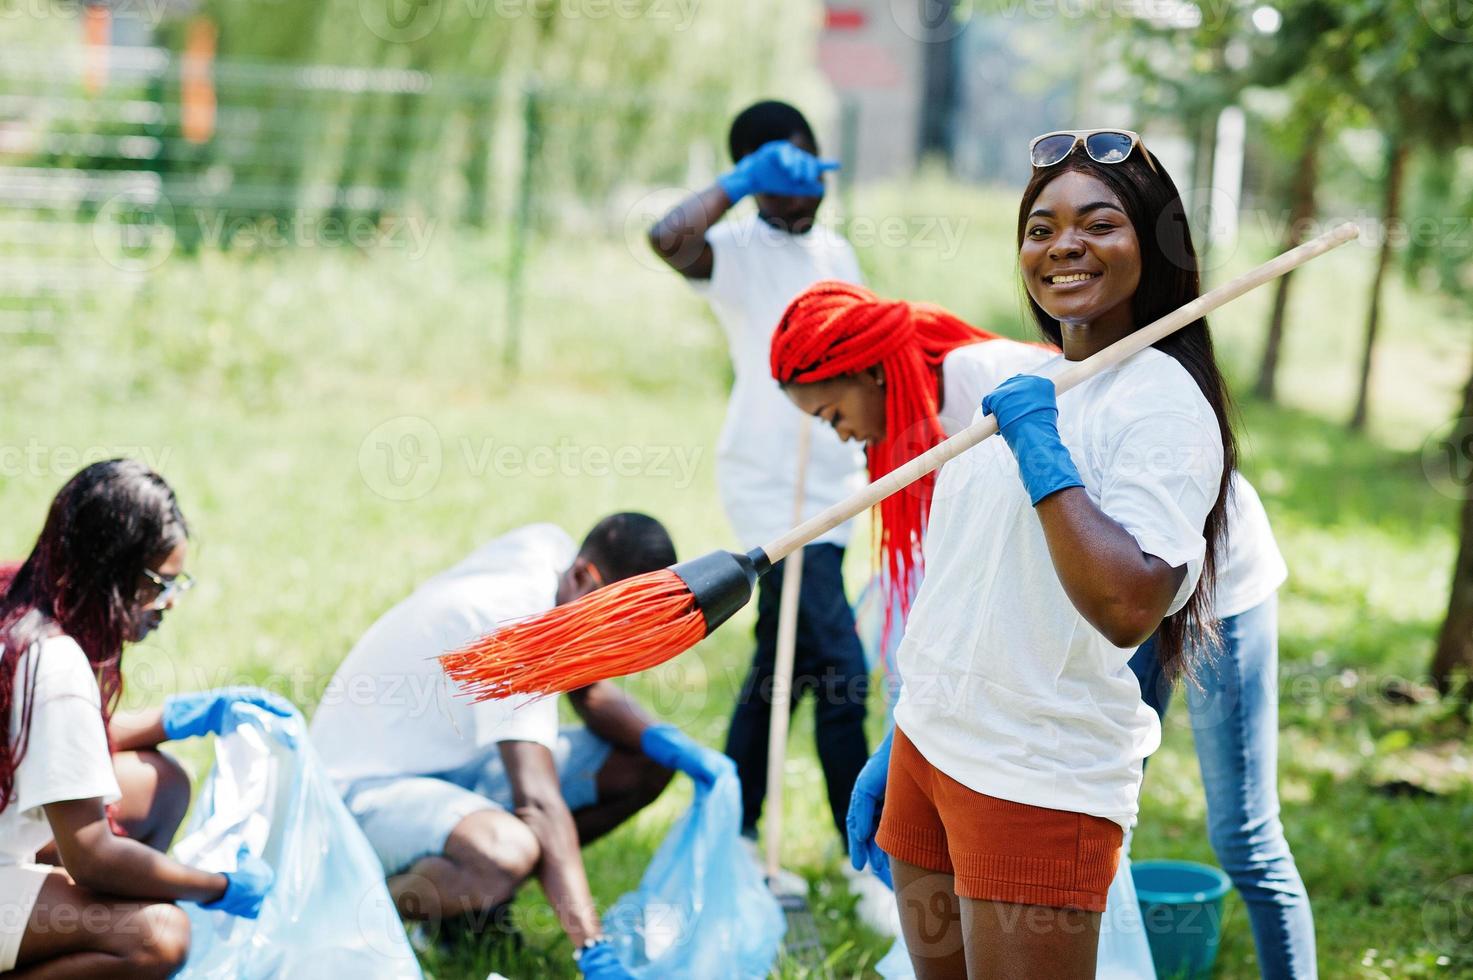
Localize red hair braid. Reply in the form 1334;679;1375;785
771;280;1002;625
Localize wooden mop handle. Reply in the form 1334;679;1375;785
759;221;1360;565
764;417;811;881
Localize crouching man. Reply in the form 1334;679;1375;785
310;514;721;978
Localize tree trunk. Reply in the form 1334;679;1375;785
1254;121;1323;402
1190;110;1220;274
1349;138;1407;431
1432;365;1473;696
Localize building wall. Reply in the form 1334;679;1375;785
817;2;927;182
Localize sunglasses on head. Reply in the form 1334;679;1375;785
1029;129;1159;173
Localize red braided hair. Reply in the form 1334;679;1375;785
770;280;1002;623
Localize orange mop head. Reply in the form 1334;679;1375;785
440;550;767;700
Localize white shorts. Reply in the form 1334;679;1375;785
342;726;612;876
0;863;54;970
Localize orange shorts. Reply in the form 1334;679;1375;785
875;726;1123;912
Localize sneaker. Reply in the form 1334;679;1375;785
840;860;900;937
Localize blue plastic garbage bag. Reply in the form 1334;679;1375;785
875;843;1156;979
171;700;422;980
603;745;784;979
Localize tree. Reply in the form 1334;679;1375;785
1408;154;1473;692
1341;0;1473;431
1254;115;1323;402
1243;0;1356;402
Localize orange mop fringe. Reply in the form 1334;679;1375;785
438;569;709;700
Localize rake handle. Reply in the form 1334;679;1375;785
758;222;1360;565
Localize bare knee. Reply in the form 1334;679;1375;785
114;750;192;849
120;903;190;979
446;810;542;887
147;751;191;822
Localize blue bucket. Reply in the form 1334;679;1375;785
1132;860;1232;980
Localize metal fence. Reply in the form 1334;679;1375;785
0;41;791;361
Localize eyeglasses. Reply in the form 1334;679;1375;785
1029;129;1159;173
140;567;195;611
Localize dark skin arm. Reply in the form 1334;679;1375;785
107;708;166;752
646;184;733;280
499;740;601;946
44;796;227;902
566;680;654;754
1033;487;1188;648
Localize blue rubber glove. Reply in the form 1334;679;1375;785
640;724;733;789
718;139;840;202
576;938;636;979
200;847;274;919
982;374;1086;505
161;687;295;741
846;728;893;889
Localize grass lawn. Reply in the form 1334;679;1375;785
0;179;1470;978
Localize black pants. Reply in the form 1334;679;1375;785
723;543;870;845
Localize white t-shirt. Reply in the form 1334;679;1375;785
1214;477;1288;618
894;341;1225;829
938;340;1286;619
311;524;572;791
689;214;867;551
0;635;122;866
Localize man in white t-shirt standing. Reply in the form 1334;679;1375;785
310;514;727;976
647;101;871;848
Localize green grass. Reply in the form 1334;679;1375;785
1;178;1471;978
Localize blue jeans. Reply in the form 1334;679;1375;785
724;543;870;842
1130;596;1318;980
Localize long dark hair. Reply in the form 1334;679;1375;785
0;459;189;811
1016;147;1237;680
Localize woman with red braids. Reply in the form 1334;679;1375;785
0;460;289;977
770;280;1049;634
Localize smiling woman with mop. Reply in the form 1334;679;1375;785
844;132;1233;979
441;192;1356;976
